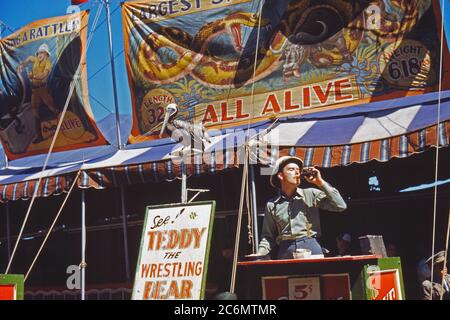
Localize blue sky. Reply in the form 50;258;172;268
0;0;132;132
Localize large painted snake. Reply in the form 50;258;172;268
137;0;429;89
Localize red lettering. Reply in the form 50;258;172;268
187;261;195;276
149;264;157;278
141;263;151;278
143;281;153;299
335;79;353;101
202;104;218;124
303;87;311;108
285;90;299;110
313;82;333;104
179;229;192;249
221;102;234;121
166;230;179;250
153;280;165;299
157;263;164;278
164;263;171;277
156;231;166;250
261;94;281;115
235;99;249;119
195;261;203;276
177;262;184;277
168;280;180;299
180;280;193;299
147;231;156;251
192;227;206;248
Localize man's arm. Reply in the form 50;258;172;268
313;182;347;212
422;280;433;300
17;56;35;71
304;167;347;212
257;202;278;256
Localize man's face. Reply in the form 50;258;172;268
278;162;301;187
37;51;47;62
336;239;350;254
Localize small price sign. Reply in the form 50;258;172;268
288;277;321;300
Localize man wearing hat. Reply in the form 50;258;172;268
18;43;59;144
336;232;353;256
250;156;347;260
421;250;450;300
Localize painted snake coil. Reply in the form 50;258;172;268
137;0;427;89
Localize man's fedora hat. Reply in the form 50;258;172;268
270;156;304;189
426;250;449;264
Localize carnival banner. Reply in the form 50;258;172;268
123;0;449;143
132;201;215;300
0;11;106;160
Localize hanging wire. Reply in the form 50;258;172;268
221;0;261;111
4;4;104;274
229;146;249;294
24;170;81;281
441;208;450;300
246;0;266;136
240;0;266;256
245;159;254;247
430;0;446;298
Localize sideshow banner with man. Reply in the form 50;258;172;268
122;0;448;144
0;10;106;160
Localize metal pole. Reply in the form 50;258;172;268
104;0;123;149
249;165;259;253
81;189;86;300
181;161;187;203
230;152;249;294
5;202;11;261
119;185;131;281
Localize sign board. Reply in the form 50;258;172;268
261;276;289;300
0;274;24;300
320;274;351;300
367;269;403;300
0;285;16;300
132;201;215;300
262;274;351;300
122;0;449;144
288;277;321;300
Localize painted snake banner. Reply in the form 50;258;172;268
0;10;106;160
122;0;450;144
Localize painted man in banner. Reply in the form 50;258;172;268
18;43;60;144
0;10;107;160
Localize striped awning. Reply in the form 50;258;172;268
0;91;449;199
274;122;449;167
0;174;76;202
78;121;449;189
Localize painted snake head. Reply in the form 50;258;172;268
223;12;270;52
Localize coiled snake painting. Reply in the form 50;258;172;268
122;0;446;141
